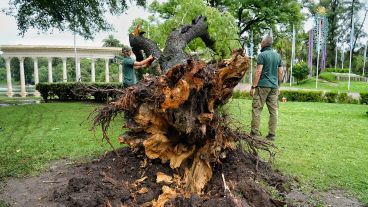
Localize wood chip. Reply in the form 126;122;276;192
137;187;149;194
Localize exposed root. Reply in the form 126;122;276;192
92;50;275;206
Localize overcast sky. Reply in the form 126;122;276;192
0;0;367;48
0;1;151;47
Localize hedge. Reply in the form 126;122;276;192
36;82;125;102
361;93;368;105
36;83;365;105
325;68;350;73
232;89;364;104
279;90;323;102
319;72;337;82
232;90;252;100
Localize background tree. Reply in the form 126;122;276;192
136;0;240;58
5;0;146;39
102;35;122;47
292;62;309;84
204;0;303;49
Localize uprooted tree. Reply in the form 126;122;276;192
88;15;275;206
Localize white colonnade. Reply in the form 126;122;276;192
0;45;122;97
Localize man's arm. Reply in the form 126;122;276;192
253;64;263;87
250;64;263;96
278;67;283;83
134;55;154;68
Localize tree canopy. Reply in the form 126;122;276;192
204;0;304;44
131;0;240;58
102;35;122;47
5;0;146;39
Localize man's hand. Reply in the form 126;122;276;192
250;88;255;97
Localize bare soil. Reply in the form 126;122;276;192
0;147;365;207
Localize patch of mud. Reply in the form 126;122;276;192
286;189;365;207
0;148;365;207
0;159;74;207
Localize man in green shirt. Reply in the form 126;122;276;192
116;45;154;87
250;36;283;141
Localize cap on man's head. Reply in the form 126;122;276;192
121;45;131;52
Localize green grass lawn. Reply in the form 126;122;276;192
226;99;368;204
0;100;367;204
281;78;368;93
0;102;122;178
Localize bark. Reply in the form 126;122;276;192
129;34;162;61
159;15;215;72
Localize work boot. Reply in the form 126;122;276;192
250;131;260;139
265;133;276;141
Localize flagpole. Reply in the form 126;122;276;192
316;16;321;89
290;25;295;86
335;42;338;70
250;31;254;85
341;47;344;69
363;41;367;76
348;7;355;93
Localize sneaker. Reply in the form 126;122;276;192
265;134;276;141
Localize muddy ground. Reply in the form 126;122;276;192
0;147;365;207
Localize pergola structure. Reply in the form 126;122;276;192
0;45;122;97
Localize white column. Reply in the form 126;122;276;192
19;57;27;97
5;57;13;97
62;57;67;82
91;58;96;82
76;58;81;82
48;57;53;83
118;64;123;83
33;57;40;97
105;58;109;83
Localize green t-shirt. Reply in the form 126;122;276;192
256;47;282;89
118;56;136;86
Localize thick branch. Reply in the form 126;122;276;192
129;34;162;61
239;17;264;36
159;15;215;71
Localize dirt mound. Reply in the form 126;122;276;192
52;147;289;207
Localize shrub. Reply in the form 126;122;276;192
36;82;125;102
319;72;337;82
232;90;251;100
292;62;309;84
360;92;368;105
279;90;323;102
324;92;338;103
337;93;358;104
